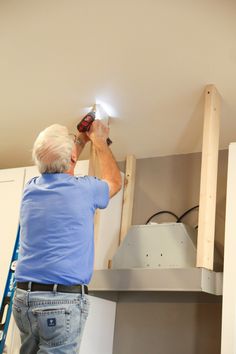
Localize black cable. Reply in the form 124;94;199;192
145;205;199;226
145;211;179;225
176;205;199;223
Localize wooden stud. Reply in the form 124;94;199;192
89;144;101;246
119;155;136;244
196;85;221;270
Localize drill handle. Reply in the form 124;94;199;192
77;112;112;145
77;112;95;133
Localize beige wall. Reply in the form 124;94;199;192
114;150;227;354
120;149;228;254
113;293;221;354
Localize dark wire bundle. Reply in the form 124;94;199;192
145;205;199;229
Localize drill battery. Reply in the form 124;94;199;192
77;112;95;132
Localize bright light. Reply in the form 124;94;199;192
94;104;108;120
95;99;117;119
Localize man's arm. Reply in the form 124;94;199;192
86;120;122;198
74;132;90;157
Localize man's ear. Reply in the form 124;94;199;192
71;146;77;164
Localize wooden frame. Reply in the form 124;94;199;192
119;154;136;244
196;85;221;270
89;85;221;270
89;144;101;245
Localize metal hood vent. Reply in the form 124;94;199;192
112;223;223;271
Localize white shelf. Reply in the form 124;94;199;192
90;268;223;296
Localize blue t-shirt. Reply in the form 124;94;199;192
15;173;109;285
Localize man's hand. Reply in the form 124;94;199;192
86;120;122;198
86;120;109;148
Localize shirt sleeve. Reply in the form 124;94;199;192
89;176;110;209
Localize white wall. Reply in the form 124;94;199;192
221;143;236;354
0;168;25;352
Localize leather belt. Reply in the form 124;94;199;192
16;282;88;294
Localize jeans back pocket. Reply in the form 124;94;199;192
33;308;71;347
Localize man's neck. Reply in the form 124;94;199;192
65;164;75;176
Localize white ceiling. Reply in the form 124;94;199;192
1;0;236;169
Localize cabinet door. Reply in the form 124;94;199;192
0;168;25;304
0;168;25;352
75;160;124;269
94;173;124;269
80;296;116;354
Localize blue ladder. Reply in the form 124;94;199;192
0;227;20;354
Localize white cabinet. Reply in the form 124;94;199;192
221;143;236;354
0;168;24;305
0;168;25;351
80;296;116;354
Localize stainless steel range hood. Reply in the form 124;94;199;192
90;224;223;297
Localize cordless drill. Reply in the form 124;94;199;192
77;111;112;145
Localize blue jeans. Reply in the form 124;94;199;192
13;288;90;354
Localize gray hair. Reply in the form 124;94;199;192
32;124;74;174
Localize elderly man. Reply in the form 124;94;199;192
13;120;122;353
